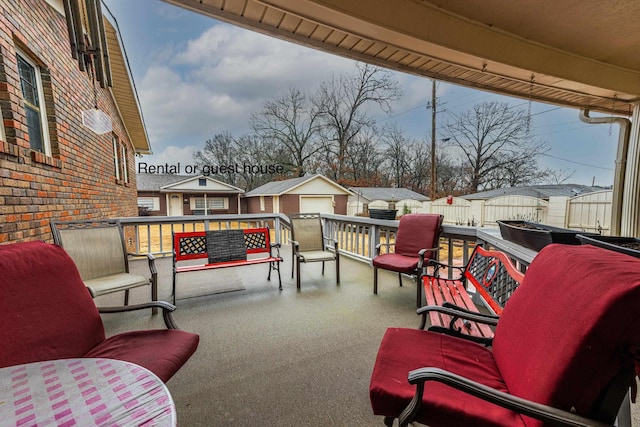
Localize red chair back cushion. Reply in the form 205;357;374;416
394;214;442;258
0;241;106;367
493;244;640;422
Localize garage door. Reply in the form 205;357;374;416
300;196;334;214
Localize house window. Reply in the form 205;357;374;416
138;197;160;211
191;197;227;214
113;135;120;180
260;196;265;211
112;134;128;183
16;50;50;155
199;178;206;186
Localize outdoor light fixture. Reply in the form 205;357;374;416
81;108;112;134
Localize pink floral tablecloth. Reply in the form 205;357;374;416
0;358;175;426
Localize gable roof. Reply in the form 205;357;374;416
136;173;244;193
460;184;606;200
349;187;429;202
245;174;351;196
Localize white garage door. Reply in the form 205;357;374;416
300;196;334;214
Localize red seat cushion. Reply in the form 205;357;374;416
0;241;105;368
370;328;524;427
85;329;200;383
493;244;640;423
372;253;419;274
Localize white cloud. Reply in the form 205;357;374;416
138;23;358;164
137;144;198;172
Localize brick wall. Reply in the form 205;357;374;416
0;0;138;243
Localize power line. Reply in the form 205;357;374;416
540;153;614;170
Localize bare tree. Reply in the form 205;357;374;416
314;63;401;184
251;87;323;177
381;123;412;188
194;132;242;186
342;126;385;186
443;101;549;192
194;132;285;191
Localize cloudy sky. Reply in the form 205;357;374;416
102;0;619;187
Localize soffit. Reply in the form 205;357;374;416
164;0;640;116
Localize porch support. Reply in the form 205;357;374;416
579;109;631;236
621;103;640;237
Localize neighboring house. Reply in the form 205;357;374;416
243;174;352;215
137;174;244;216
0;0;150;243
348;187;430;216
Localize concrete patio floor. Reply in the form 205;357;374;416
94;248;640;426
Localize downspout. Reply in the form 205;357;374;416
579;109;631;236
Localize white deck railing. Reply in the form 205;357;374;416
117;213;536;272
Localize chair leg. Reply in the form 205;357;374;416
335;254;340;284
276;261;283;291
384;417;395;427
415;275;422;308
291;250;295;278
151;274;158;315
124;289;130;306
322;261;325;275
172;270;177;305
296;258;301;290
268;261;272;281
374;267;378;294
398;273;403;287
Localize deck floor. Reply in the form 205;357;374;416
94;248;639;426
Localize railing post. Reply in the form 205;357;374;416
370;224;380;262
274;215;281;245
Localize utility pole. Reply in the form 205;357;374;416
430;79;437;200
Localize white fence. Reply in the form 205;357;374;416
429;190;613;235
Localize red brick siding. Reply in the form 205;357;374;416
280;194;299;216
0;1;138;243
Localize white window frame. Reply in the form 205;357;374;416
16;48;51;156
120;142;129;183
0;108;5;141
138;197;160;211
191;196;228;213
113;135;120;181
113;134;129;183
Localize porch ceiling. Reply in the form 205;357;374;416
164;0;640;116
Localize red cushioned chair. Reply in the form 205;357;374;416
370;244;640;427
0;241;199;383
372;213;443;307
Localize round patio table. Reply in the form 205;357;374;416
0;358;176;426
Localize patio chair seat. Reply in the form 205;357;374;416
372;253;419;274
84;329;199;383
84;272;151;297
370;328;522;426
297;250;338;263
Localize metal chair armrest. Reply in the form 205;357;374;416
416;304;499;330
99;301;179;329
399;368;611;427
375;242;394;255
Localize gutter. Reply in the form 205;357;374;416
579;109;631;236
